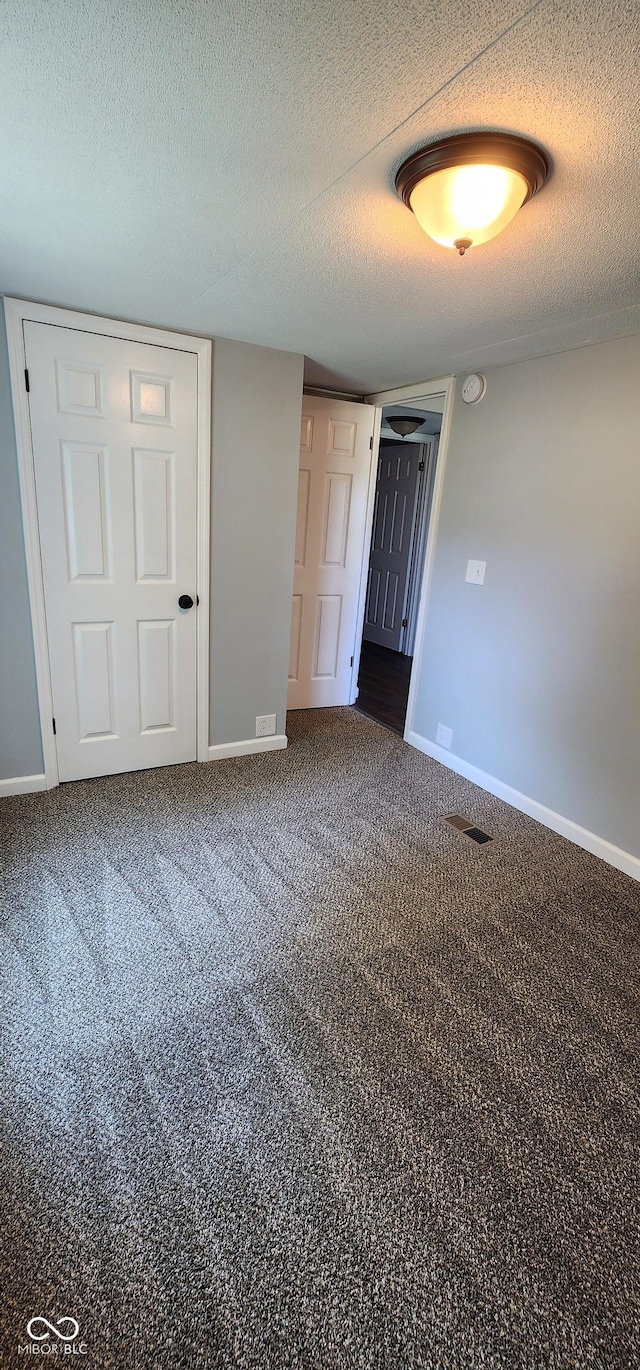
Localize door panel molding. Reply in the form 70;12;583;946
72;620;117;741
5;297;211;788
61;440;112;582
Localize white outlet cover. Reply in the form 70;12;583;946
255;713;277;737
465;559;486;585
436;723;453;749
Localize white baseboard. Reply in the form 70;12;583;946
206;734;288;762
406;730;640;883
0;773;48;798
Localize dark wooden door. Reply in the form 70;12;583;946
363;440;421;650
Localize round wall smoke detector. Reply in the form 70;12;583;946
461;373;487;405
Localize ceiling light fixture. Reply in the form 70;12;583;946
386;415;424;437
395;132;549;255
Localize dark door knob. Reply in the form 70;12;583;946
178;594;194;610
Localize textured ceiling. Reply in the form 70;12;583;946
2;0;639;391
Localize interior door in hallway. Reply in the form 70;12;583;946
25;321;199;782
363;439;422;651
287;396;375;709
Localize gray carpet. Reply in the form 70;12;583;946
1;707;638;1369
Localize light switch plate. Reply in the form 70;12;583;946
436;723;453;749
465;559;486;585
256;714;277;737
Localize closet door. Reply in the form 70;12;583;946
26;320;198;781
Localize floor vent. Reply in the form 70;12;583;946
444;813;474;831
444;814;494;844
464;826;493;845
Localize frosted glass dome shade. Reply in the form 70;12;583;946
409;163;529;252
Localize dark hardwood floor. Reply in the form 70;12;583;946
354;639;412;734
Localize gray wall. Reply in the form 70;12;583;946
209;338;303;744
412;333;640;859
0;318;302;776
0;316;44;778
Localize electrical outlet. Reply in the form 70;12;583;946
436;723;453;749
255;714;277;737
465;559;486;585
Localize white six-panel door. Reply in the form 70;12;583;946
25;321;198;782
287;396;375;709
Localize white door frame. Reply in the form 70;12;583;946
4;296;212;789
350;375;456;742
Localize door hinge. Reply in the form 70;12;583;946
52;717;56;735
350;655;354;667
369;436;373;449
24;368;30;392
402;618;408;627
418;460;425;470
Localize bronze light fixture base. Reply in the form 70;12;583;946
386;415;424;437
395;132;550;210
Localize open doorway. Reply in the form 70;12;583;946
354;399;443;734
287;377;454;737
